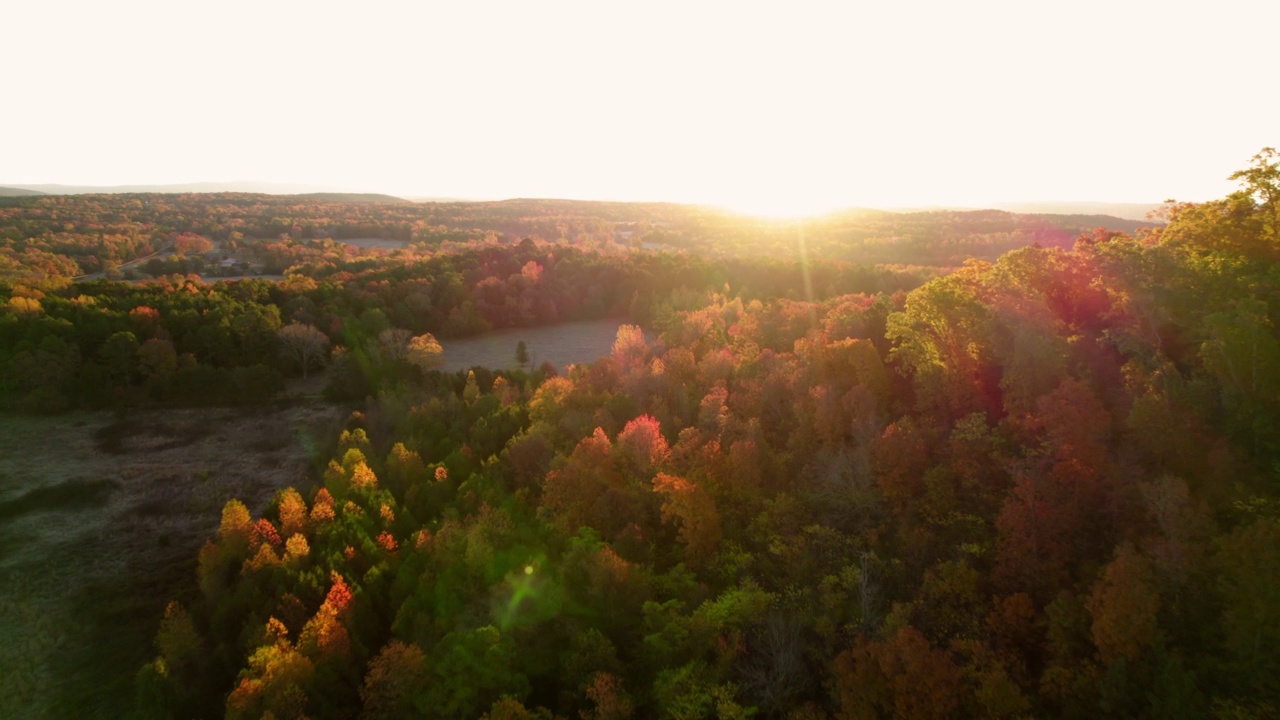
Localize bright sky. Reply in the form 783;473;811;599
4;0;1276;215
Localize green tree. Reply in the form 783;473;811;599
1215;519;1280;702
100;330;139;387
1228;147;1280;239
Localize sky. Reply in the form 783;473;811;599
4;0;1277;215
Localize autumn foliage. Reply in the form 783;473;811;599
38;150;1280;718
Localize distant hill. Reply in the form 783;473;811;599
891;201;1161;223
1021;212;1156;233
983;201;1161;222
0;186;46;196
291;192;407;204
1;181;354;196
406;195;485;203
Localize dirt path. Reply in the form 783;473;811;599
0;403;345;719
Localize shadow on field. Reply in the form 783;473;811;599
50;549;198;718
94;417;207;455
0;479;117;522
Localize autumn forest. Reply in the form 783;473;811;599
1;151;1279;719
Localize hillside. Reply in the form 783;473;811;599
290;192;408;204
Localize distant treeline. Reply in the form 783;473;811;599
0;192;1154;280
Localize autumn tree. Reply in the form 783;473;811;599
7;295;42;316
360;641;428;719
225;619;314;720
652;472;722;568
541;428;626;535
219;498;255;560
615;414;670;480
612;324;648;371
833;626;962;720
173;232;215;256
582;672;634;720
1086;544;1161;666
406;332;443;373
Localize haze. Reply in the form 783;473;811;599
5;0;1276;215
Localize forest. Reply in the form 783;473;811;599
0;190;1151;281
1;150;1278;719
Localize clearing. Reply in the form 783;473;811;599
0;403;344;719
438;318;647;372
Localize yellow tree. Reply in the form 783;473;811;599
277;487;308;538
407;332;443;373
226;619;314;720
652;473;722;568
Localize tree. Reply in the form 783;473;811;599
406;333;443;374
277;488;308;538
615;414;670;479
833;626;961;720
652;473;722;568
612;325;648;371
515;340;530;369
173;232;215;256
6;296;42;316
277;323;330;380
155;601;203;673
378;327;414;364
420;625;529;718
360;641;428;719
1228;147;1279;238
137;338;177;382
1086;544;1160;665
1214;519;1280;701
225;620;314;720
219;498;255;560
464;370;481;404
101;330;139;387
1198;299;1280;455
886;268;996;420
582;672;634;720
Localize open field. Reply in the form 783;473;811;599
0;403;345;719
338;237;411;249
437;318;649;373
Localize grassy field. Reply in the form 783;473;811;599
0;403;344;719
438;318;646;373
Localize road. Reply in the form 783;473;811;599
72;245;173;282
